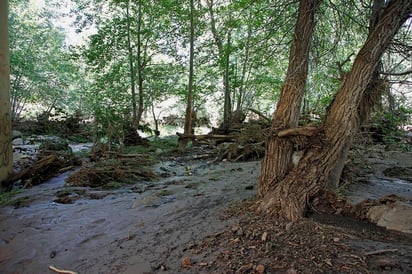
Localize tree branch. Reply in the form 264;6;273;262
278;126;318;138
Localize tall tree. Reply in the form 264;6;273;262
258;0;412;221
206;0;233;132
259;0;322;195
0;0;12;185
179;0;196;151
9;0;81;121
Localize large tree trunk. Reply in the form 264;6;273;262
258;0;412;221
258;0;322;196
0;0;13;186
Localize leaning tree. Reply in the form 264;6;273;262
0;0;12;186
258;0;412;221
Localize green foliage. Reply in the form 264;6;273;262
370;106;412;146
0;189;21;206
9;0;83;121
9;0;411;136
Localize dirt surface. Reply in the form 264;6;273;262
1;145;412;274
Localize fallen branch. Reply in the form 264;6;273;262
3;154;63;189
49;265;78;274
177;132;238;141
364;249;398;256
247;108;271;122
278;126;318;138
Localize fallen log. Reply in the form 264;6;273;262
177;132;238;141
4;154;61;188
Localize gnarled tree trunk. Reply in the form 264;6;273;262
258;0;412;221
258;0;322;195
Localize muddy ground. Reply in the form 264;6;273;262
0;144;412;274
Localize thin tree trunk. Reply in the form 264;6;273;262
126;0;137;127
237;14;252;111
0;0;13;186
258;0;322;196
258;0;412;221
136;0;144;126
222;30;231;132
179;0;195;151
207;0;232;132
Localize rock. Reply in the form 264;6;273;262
12;138;23;145
286;268;298;274
374;257;398;269
261;231;268;241
333;237;340;242
256;264;265;274
181;257;192;268
367;201;412;234
285;222;294;231
12;130;22;139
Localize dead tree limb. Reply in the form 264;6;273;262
177;132;238;141
278;126;318;138
247;108;271;122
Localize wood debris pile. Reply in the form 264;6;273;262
66;154;157;188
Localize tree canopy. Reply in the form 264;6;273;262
7;0;411;140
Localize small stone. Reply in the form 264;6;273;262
181;257;192;268
261;231;268;241
232;225;240;233
285;222;294;231
286;268;298;274
256;264;265;274
333;237;340;242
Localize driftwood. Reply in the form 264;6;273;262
49;265;78;274
4;154;61;188
177;132;238;141
247;108;271;122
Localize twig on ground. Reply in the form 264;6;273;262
364;249;398;256
49;265;78;274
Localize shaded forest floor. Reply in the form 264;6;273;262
1;138;412;273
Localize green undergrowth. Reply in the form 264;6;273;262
0;190;32;208
123;135;179;155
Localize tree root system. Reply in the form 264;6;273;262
186;199;412;273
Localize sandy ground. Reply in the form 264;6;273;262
0;158;259;274
1;145;411;274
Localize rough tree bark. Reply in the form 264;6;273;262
258;0;412;221
258;0;322;195
0;0;13;186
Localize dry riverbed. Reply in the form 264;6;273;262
1;144;411;274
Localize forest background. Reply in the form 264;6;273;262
8;0;410;142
